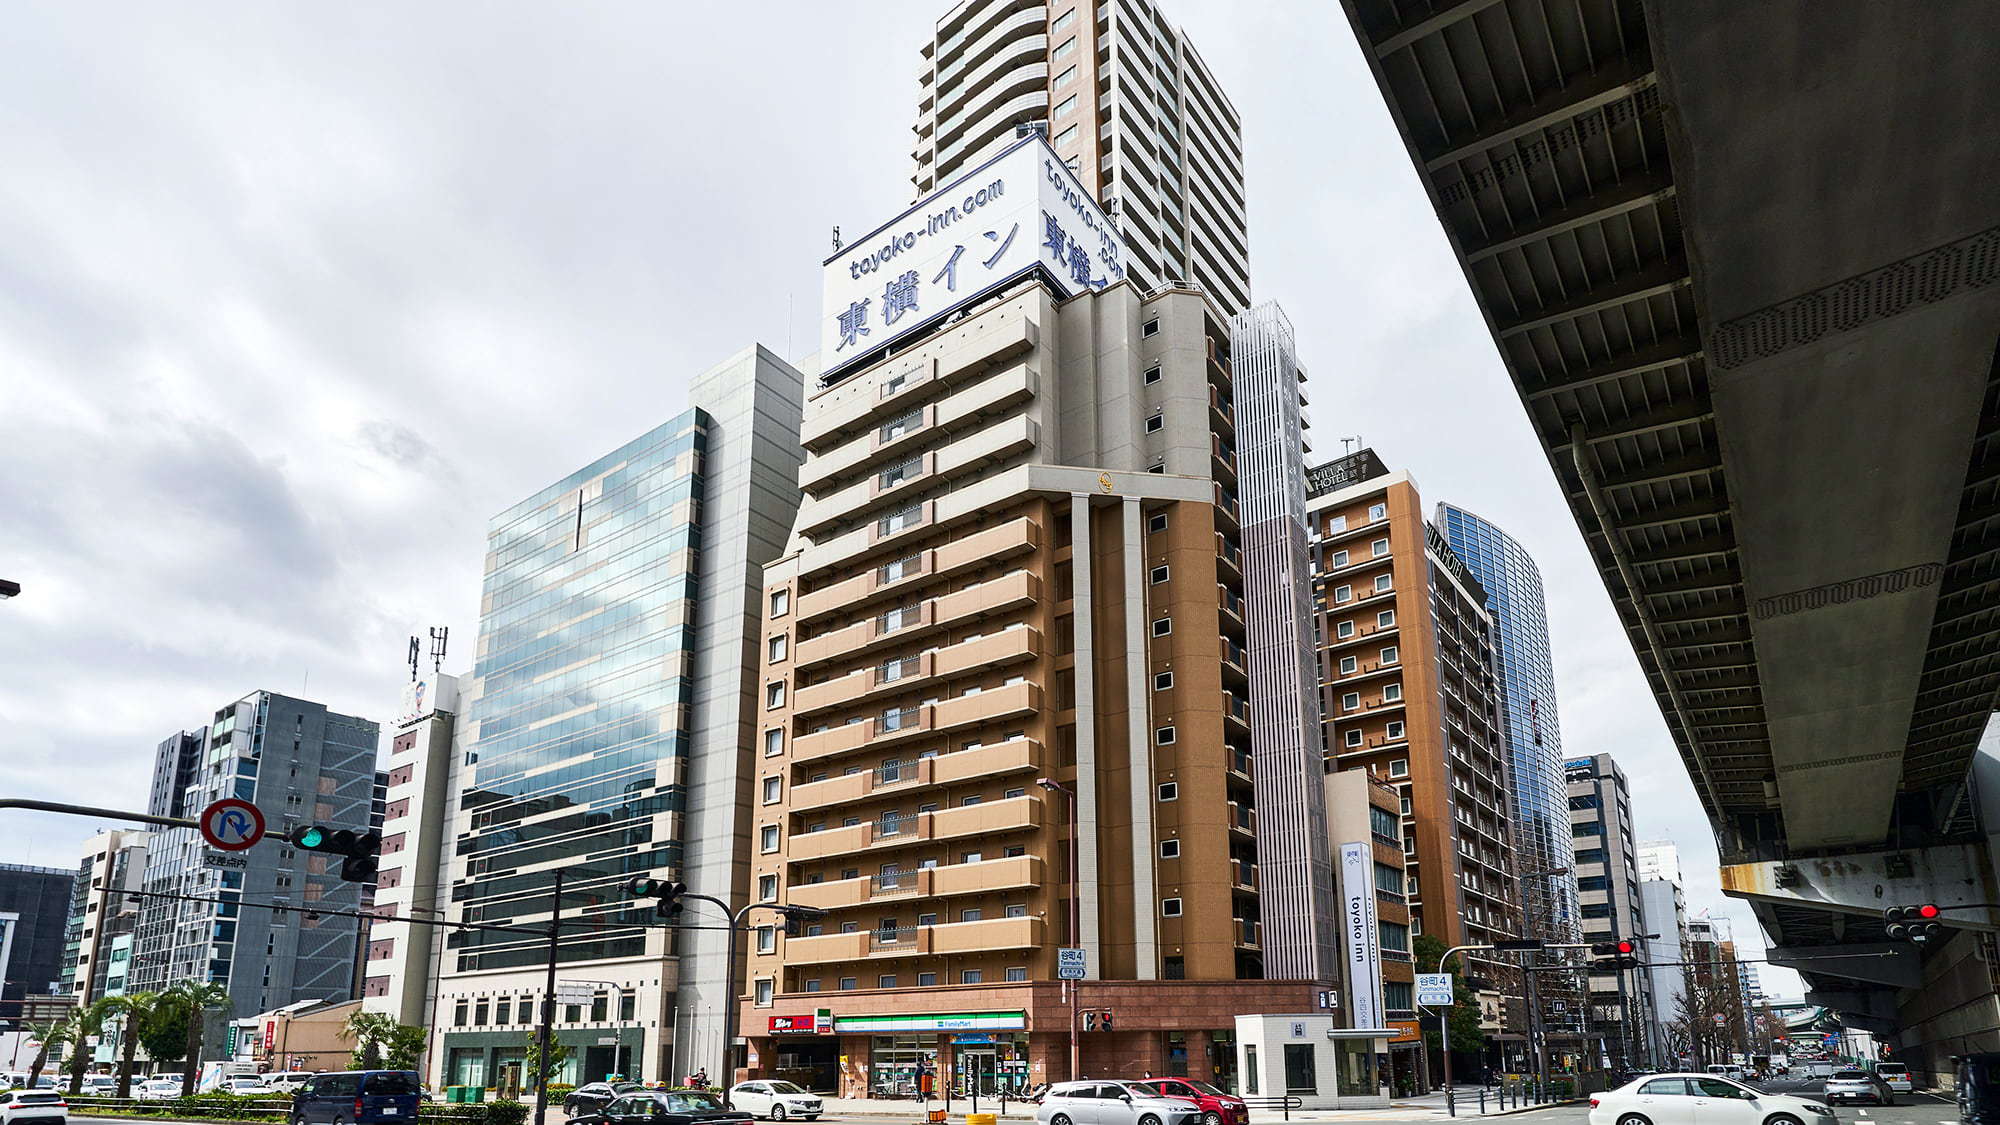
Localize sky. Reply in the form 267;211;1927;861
0;1;1795;997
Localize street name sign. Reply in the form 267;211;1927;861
1057;947;1087;981
1415;973;1455;1007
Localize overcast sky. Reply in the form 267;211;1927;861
0;1;1794;996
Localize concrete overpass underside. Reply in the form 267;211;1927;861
1340;0;2000;1066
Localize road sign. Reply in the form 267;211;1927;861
555;982;595;1005
1415;973;1455;1006
1057;947;1087;981
199;798;265;852
1714;1014;1728;1027
1492;938;1545;951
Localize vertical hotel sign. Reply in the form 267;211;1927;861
1338;841;1385;1029
820;132;1124;383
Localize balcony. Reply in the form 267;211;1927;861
795;570;1042;672
1228;750;1253;783
792;680;1041;764
796;517;1042;624
1233;918;1263;949
784;792;1044;861
790;737;1041;813
796;416;1040;540
1227;801;1256;838
783;913;1046;966
1231;860;1258;892
792;628;1042;718
799;365;1039;495
785;854;1043;911
1223;693;1249;733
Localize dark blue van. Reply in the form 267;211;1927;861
292;1071;422;1125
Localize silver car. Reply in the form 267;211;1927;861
1824;1069;1894;1106
1037;1081;1202;1125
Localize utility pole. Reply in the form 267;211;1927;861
533;870;564;1125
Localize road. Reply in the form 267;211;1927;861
1752;1078;1955;1125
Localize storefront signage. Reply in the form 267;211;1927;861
833;1011;1027;1034
1339;841;1386;1031
768;1015;819;1035
1389;1021;1422;1044
815;1008;833;1034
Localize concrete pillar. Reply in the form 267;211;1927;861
1071;493;1104;969
1123;497;1159;978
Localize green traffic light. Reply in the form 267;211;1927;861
298;827;325;848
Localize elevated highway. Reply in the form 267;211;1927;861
1337;0;2000;1067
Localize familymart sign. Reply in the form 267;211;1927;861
832;1012;1027;1034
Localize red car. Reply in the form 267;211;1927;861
1129;1078;1248;1125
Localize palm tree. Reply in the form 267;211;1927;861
65;999;117;1096
102;992;163;1099
165;980;232;1097
22;1019;67;1090
339;1011;397;1070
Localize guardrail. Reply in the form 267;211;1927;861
1239;1095;1304;1120
56;1094;520;1124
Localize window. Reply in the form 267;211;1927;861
1052;7;1077;31
1384;980;1414;1011
1051;36;1076;63
760;825;779;853
1379;921;1410;953
961;907;983;921
1150;564;1170;584
754;978;774;1006
1246;1047;1260;1095
804;979;821;993
1345;729;1363;748
1373;573;1393;593
961;969;984;984
1377;609;1396;628
762;776;782;804
1143;318;1159;337
839;977;857;991
1336;619;1356;639
755;926;775;954
1053;93;1078;120
765;681;785;709
1154;671;1173;691
1640;1079;1691;1097
1332;549;1349;567
1144;364;1161;384
1157;782;1178;801
758;874;777;901
1152;617;1172;636
1380;645;1399;664
1368;502;1387;520
879;503;924;535
1053;123;1079;147
1386;721;1406;740
1162;898;1183;917
769;590;789;618
1159;838;1180;859
1388;759;1408;777
1148;512;1169;534
1383;684;1403;703
1053;65;1077;90
880;408;922;441
1334;692;1357;712
1374;862;1403;895
1334;585;1353;603
1146;412;1164;433
1005;903;1028;918
918;972;938;986
1578;875;1609;891
768;635;787;664
1155;726;1176;745
763;729;783;757
1328;515;1348;533
1371;538;1389;557
1339;655;1358;675
1006;967;1028;982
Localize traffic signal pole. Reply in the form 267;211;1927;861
534;870;562;1125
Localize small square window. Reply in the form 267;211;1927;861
1345;729;1364;748
804;979;822;993
769;590;790;618
1162;898;1184;917
1157;782;1179;801
1328;515;1348;533
762;776;782;804
1377;610;1396;628
755;926;775;954
1144;365;1162;384
1381;646;1399;664
1384;683;1403;703
1154;671;1174;691
758;874;777;901
763;729;783;757
1369;503;1387;520
1152;617;1172;637
1334;585;1353;603
1005;903;1028;918
918;972;937;987
765;681;785;709
1159;838;1180;859
1390;758;1409;778
961;969;984;984
1155;726;1176;745
769;635;788;664
1341;692;1360;711
754;978;774;1006
1339;655;1358;675
1387;721;1407;740
1374;574;1393;593
1331;549;1349;567
1146;412;1164;433
961;908;983;922
760;825;780;853
1150;564;1170;584
1005;967;1028;982
1143;319;1159;338
878;975;897;989
1148;513;1169;534
839;977;857;991
1371;538;1390;557
1336;620;1355;639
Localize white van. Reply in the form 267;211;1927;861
1707;1064;1748;1082
262;1073;314;1094
1874;1063;1912;1094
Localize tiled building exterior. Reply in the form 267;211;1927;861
60;829;149;1003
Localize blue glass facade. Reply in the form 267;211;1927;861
456;411;706;971
1437;504;1581;945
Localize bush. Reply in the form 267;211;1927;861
484;1100;529;1125
546;1085;576;1099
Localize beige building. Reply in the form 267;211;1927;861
743;269;1315;1096
61;829;148;1003
915;0;1251;314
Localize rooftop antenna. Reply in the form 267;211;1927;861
1340;435;1364;455
831;226;842;253
429;626;450;675
407;636;421;682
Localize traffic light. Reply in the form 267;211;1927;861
1590;939;1641;970
777;905;825;937
1883;904;1943;943
291;826;382;883
627;877;687;919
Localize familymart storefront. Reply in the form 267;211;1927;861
753;1010;1031;1098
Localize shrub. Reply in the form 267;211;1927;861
484;1100;530;1125
546;1085;576;1099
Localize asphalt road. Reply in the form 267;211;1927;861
1751;1078;1956;1125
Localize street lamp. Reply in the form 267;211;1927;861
1037;778;1080;1081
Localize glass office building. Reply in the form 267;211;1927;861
1436;504;1581;947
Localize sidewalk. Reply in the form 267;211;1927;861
819;1096;1038;1118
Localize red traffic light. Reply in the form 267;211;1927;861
1617;940;1636;955
1918;904;1941;919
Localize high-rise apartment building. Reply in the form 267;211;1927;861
1636;841;1682;885
746;133;1313;1093
61;829;149;1003
129;691;380;1019
1638;874;1688;1066
1437;506;1580;953
914;0;1251;314
0;865;78;1029
432;346;805;1091
1302;454;1519;1034
1563;753;1649;1065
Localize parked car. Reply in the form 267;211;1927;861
566;1082;652;1117
1873;1063;1912;1094
220;1077;278;1097
136;1079;184;1101
567;1089;752;1125
1037;1081;1203;1125
291;1071;421;1125
1127;1077;1247;1125
1824;1069;1894;1106
77;1077;116;1097
0;1090;66;1125
1588;1073;1836;1125
263;1073;314;1094
727;1081;822;1121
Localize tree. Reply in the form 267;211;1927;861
22;1019;68;1090
135;993;192;1072
164;979;232;1097
522;1031;571;1093
383;1025;427;1072
65;999;117;1096
341;1011;398;1071
1415;934;1488;1077
103;992;164;1099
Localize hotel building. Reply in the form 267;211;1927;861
1303;455;1521;1036
914;0;1251;314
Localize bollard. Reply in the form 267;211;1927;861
1479;1088;1486;1115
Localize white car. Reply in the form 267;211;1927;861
218;1078;277;1097
77;1078;116;1096
137;1079;184;1101
729;1081;823;1121
262;1073;313;1094
1589;1073;1836;1125
1873;1063;1913;1094
1037;1081;1202;1125
0;1090;67;1125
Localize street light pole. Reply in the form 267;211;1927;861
1038;778;1079;1082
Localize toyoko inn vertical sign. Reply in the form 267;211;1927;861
1338;841;1386;1030
820;132;1124;383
